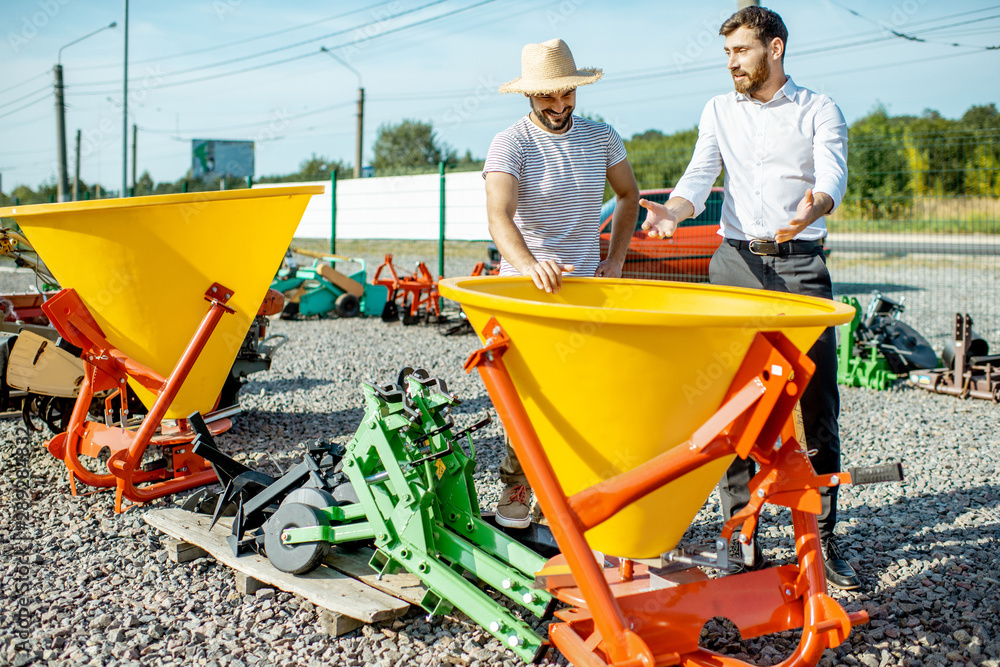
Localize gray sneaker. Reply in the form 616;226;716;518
496;484;531;528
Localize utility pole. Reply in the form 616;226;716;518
122;0;129;198
55;22;116;202
356;87;364;179
73;129;81;201
54;64;71;202
321;46;364;179
132;123;137;195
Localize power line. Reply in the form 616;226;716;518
0;84;51;111
62;0;497;99
69;0;451;88
829;2;1000;50
0;91;51;120
75;1;391;71
0;71;50;96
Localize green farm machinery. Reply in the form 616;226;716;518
837;293;938;390
188;368;555;663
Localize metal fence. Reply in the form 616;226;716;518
324;129;999;349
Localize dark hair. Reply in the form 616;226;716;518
720;6;788;58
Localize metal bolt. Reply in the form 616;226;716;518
281;531;289;542
522;593;534;604
508;636;521;648
830;475;840;486
785;587;793;596
501;579;512;590
492;326;501;335
225;293;231;299
489;622;501;633
756;488;766;498
738;534;749;545
119;378;125;383
211;286;218;292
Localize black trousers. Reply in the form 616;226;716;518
709;241;841;541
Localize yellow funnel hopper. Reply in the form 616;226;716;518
0;187;322;418
438;277;855;558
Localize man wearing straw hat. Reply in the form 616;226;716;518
640;7;858;589
483;38;638;528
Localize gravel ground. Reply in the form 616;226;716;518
2;271;999;667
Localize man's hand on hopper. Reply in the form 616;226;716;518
526;259;574;294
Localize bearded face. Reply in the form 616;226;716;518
527;89;576;133
730;48;771;96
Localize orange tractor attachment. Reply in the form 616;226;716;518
0;186;323;511
372;253;441;324
439;276;902;667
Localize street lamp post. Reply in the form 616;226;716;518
122;0;129;198
321;46;364;179
55;21;117;203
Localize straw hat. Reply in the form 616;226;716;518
498;38;603;95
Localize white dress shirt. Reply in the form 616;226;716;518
671;76;848;242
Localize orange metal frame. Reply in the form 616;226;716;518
41;283;236;513
372;253;441;319
464;318;868;667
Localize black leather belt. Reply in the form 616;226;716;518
727;238;824;256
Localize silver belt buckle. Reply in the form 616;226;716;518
748;239;778;256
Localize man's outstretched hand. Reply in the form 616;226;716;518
639;198;682;239
526;259;574;294
775;189;833;243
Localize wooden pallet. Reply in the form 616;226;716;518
144;508;425;635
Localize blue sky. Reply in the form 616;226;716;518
1;0;998;192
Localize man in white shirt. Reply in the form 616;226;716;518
641;7;857;589
483;38;638;527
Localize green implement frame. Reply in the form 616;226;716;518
277;370;554;662
836;296;897;390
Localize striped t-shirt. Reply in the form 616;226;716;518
483;115;627;277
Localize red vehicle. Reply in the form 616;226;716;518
599;187;725;282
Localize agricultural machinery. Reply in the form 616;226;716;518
183;276;903;667
272;247;388;319
0;225;288;433
909;312;1000;401
836;293;938;390
0;186;323;511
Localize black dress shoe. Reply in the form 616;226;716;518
822;538;860;590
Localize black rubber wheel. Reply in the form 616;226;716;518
264;503;330;574
334;293;360;318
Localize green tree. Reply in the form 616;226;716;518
134;170;155;196
371;120;455;171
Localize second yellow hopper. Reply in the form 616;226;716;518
439;276;854;558
0;186;322;417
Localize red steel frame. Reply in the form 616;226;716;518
464;318;868;667
41;283;236;513
372;253;441;320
